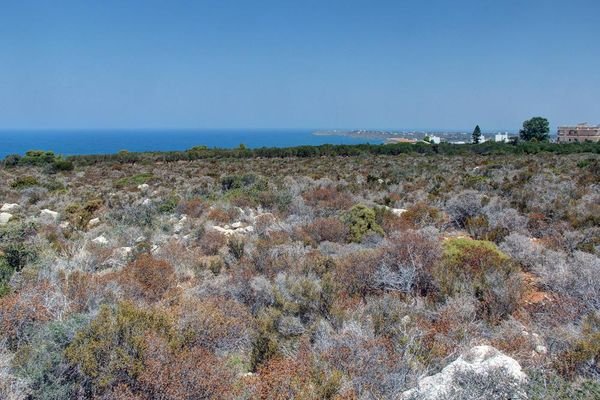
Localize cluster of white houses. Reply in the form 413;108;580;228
557;123;600;143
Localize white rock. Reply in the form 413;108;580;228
87;217;100;228
39;209;60;224
231;221;243;229
243;226;255;233
105;247;133;268
1;203;21;212
92;235;109;245
402;345;527;400
535;345;547;355
142;198;152;206
135;236;145;243
174;216;187;234
137;183;150;192
390;208;408;216
114;246;132;258
383;205;408;216
59;221;71;229
0;212;13;225
212;226;236;236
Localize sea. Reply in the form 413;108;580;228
0;129;384;159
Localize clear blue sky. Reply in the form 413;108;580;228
1;0;599;130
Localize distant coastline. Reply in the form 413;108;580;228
313;129;474;143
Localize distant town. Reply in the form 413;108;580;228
314;123;600;144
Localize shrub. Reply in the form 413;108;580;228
176;198;205;218
303;186;353;212
65;302;177;394
178;297;253;354
10;176;39;189
557;312;600;379
304;217;348;244
138;335;237;400
435;238;523;322
343;204;385;242
401;202;444;228
65;198;103;229
446;190;484;228
13;315;89;400
157;195;180;213
257;347;344;400
120;254;176;303
48;159;74;173
228;237;245;260
0;283;53;349
198;230;227;256
113;173;154;188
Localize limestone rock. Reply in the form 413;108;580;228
137;183;150;192
1;203;21;213
39;209;60;224
390;207;408;216
92;235;109;245
174;215;187;234
87;217;100;228
211;222;254;236
402;345;527;400
0;212;13;225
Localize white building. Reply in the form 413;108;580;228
495;133;509;142
429;135;441;144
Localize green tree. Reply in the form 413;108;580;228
520;117;550;142
472;125;482;144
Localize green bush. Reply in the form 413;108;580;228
158;195;180;213
49;159;74;172
343;204;385;242
435;238;522;322
114;173;154;188
11;175;39;189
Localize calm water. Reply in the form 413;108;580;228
0;129;383;158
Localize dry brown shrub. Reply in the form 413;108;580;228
304;217;348;244
120;254;176;303
198;229;227;256
256;356;312;400
177;296;253;353
303;186;353;211
0;282;53;348
334;250;380;298
176;198;205;218
206;207;238;224
400;202;444;228
138;335;236;400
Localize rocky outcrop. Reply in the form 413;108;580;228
211;223;255;236
0;212;13;225
402;345;527;400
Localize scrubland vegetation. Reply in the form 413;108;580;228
0;144;599;399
